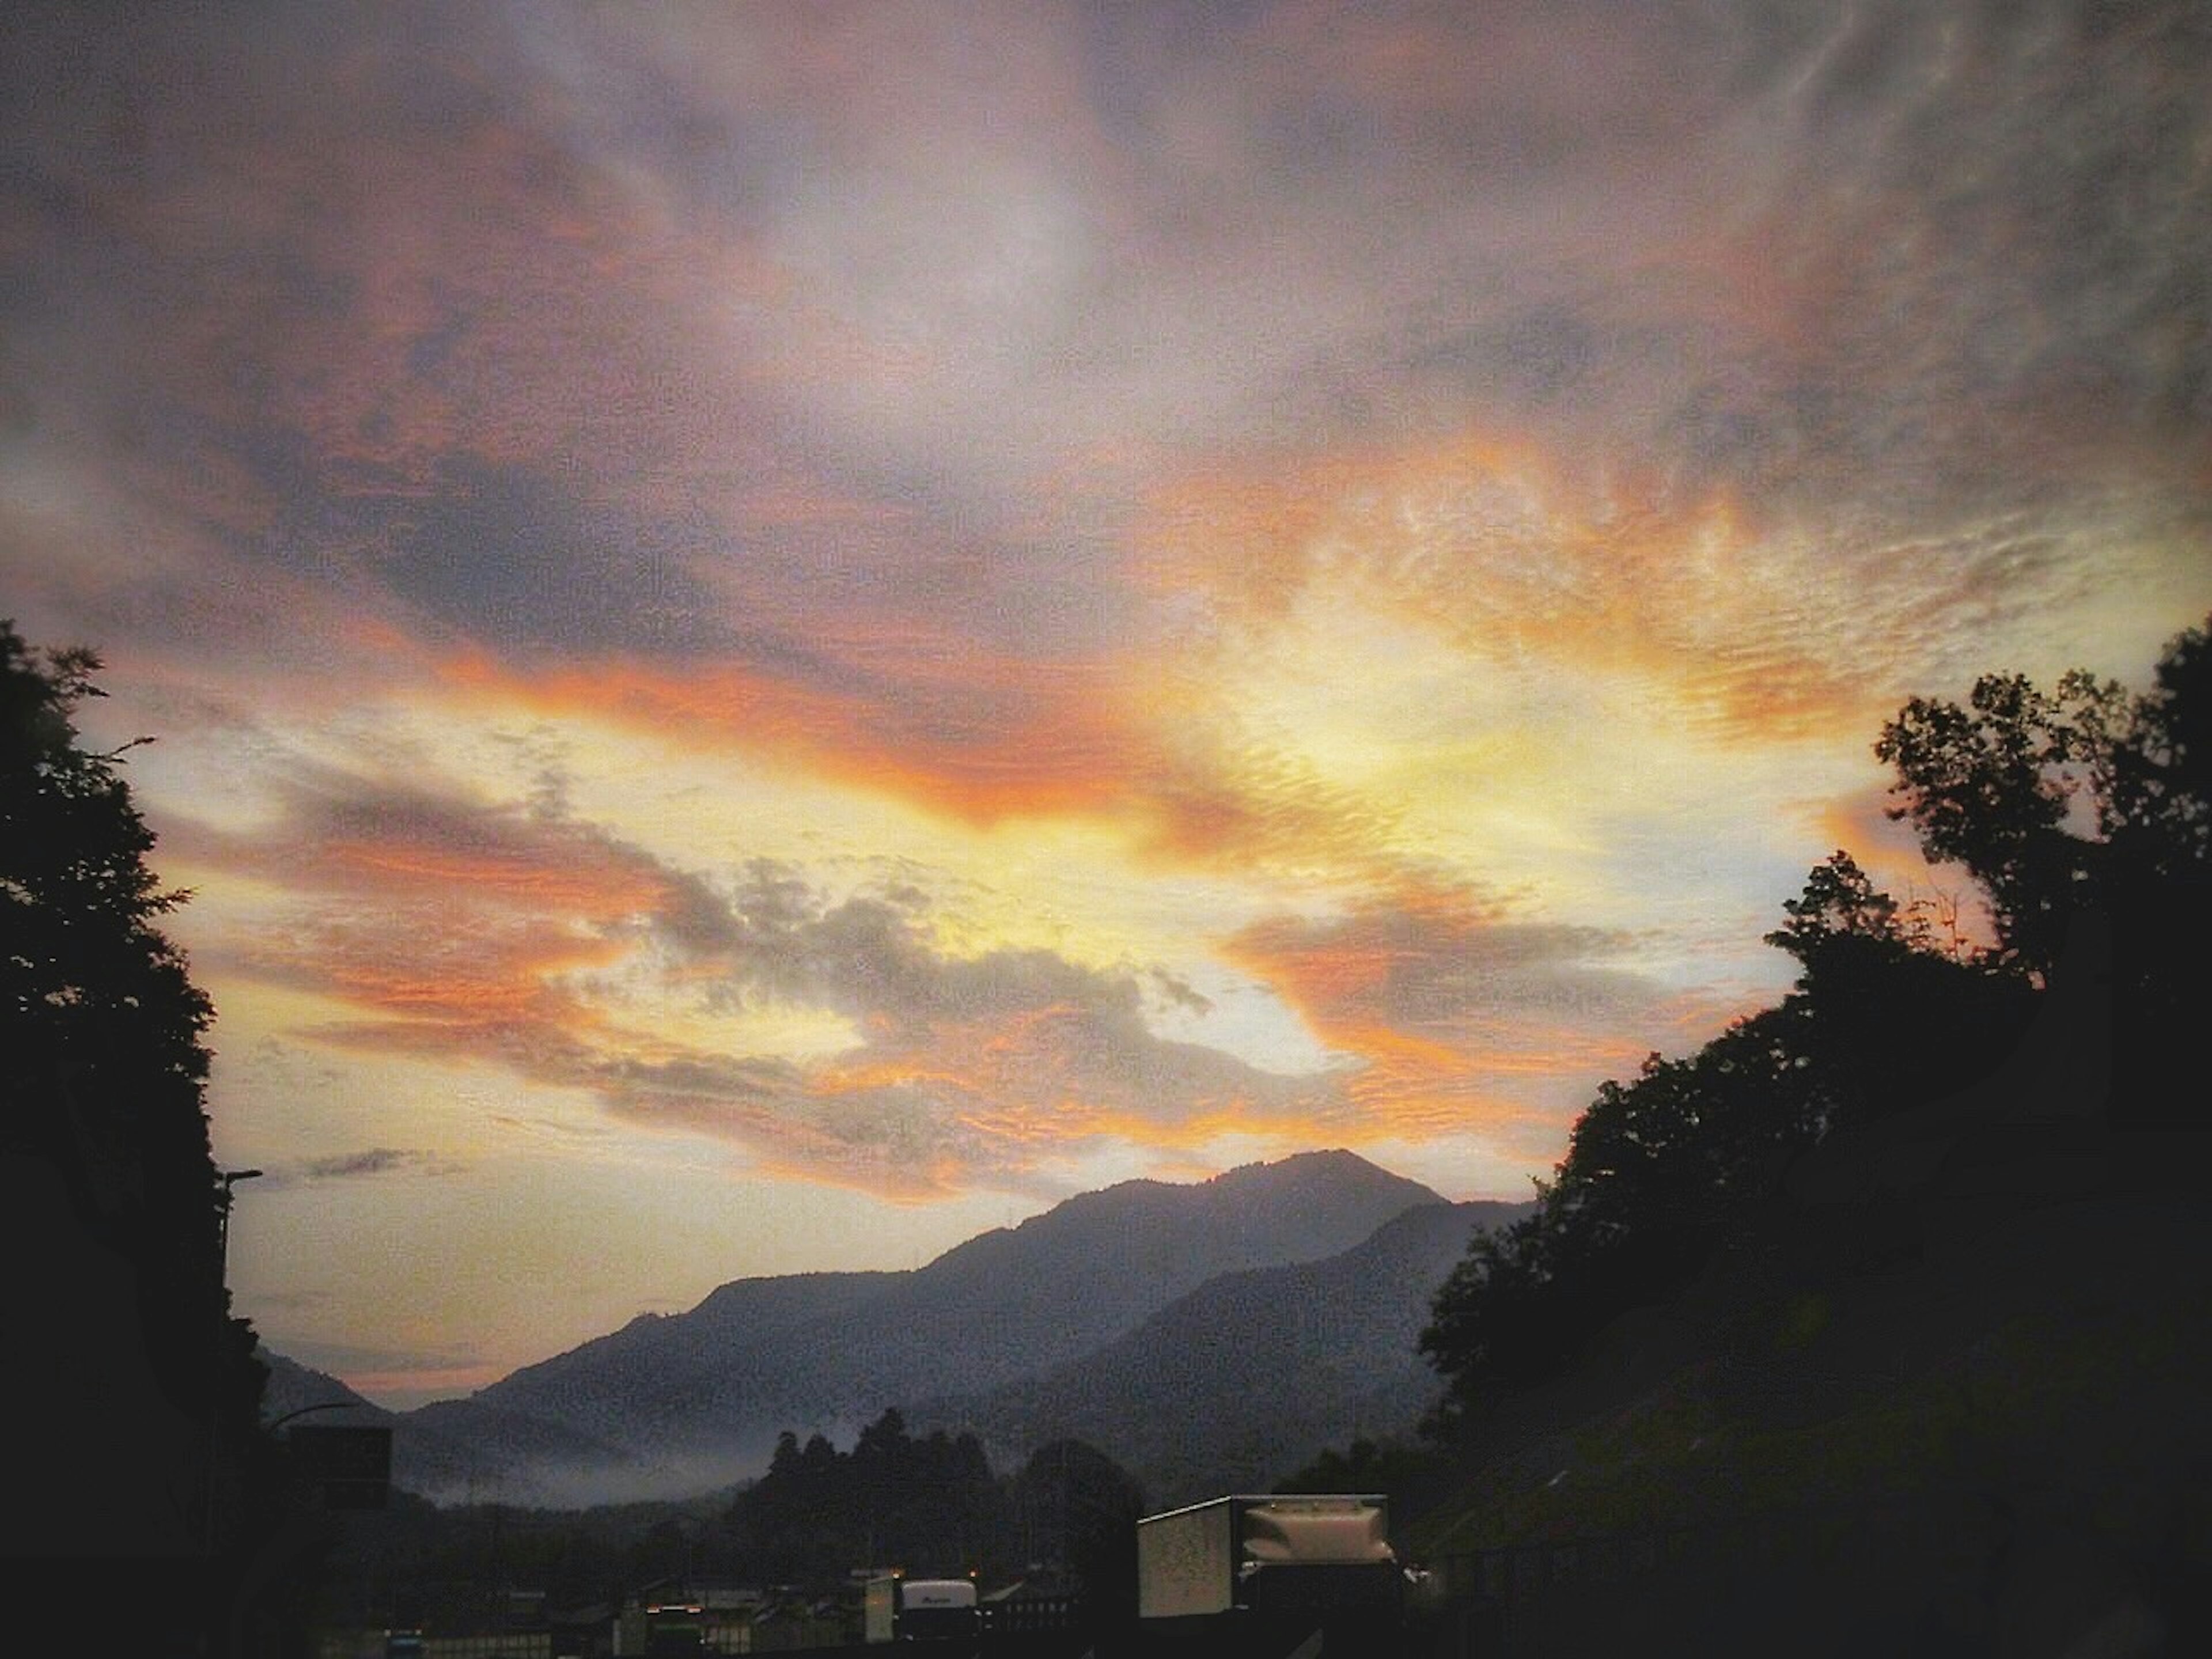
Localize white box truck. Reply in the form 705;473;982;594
1136;1493;1400;1624
863;1572;980;1643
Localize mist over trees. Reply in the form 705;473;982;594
721;1409;1142;1607
1419;614;2211;1425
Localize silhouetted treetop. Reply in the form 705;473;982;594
1424;615;2212;1421
2;626;210;1102
2;619;276;1596
1762;850;1904;966
3;619;222;1277
1877;615;2210;1112
725;1407;1006;1584
1874;669;2127;978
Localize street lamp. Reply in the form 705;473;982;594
268;1402;361;1432
206;1167;262;1553
215;1167;263;1288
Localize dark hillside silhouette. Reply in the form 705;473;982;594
1423;613;2210;1420
1422;852;2036;1413
1399;615;2212;1653
1;622;293;1638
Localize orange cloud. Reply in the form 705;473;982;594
437;647;1145;828
1135;431;2019;748
311;842;668;920
176;760;1412;1200
1222;879;1711;1150
285;918;623;1034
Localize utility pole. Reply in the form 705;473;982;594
215;1167;263;1288
205;1167;263;1552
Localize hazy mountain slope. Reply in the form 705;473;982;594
260;1350;389;1424
918;1196;1534;1505
257;1349;648;1503
384;1149;1445;1501
876;1148;1448;1389
478;1270;902;1441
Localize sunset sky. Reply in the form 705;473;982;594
5;2;2207;1408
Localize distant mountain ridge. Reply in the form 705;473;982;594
913;1196;1534;1505
261;1150;1518;1506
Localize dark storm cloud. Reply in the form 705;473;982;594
380;458;729;659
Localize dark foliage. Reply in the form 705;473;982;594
1878;617;2212;1113
724;1408;1007;1584
1;621;288;1627
1007;1437;1147;1618
1421;874;2032;1419
1418;615;2211;1429
720;1410;1145;1610
1873;669;2126;979
3;625;230;1395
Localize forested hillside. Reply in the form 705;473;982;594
1309;616;2212;1653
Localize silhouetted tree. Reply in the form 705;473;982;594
1010;1438;1145;1618
1;622;278;1621
1422;1012;1808;1414
1878;616;2212;1116
1762;850;2034;1125
1422;853;2031;1422
2113;619;2212;859
726;1409;1009;1585
1875;669;2129;980
1422;618;2212;1427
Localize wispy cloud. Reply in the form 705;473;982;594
166;760;1335;1195
5;0;2204;1388
297;1147;457;1181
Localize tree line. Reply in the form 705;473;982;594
1414;613;2211;1431
724;1409;1144;1614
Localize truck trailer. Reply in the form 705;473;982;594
862;1572;980;1643
1135;1493;1401;1626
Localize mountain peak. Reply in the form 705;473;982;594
1202;1147;1444;1206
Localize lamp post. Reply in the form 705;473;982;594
206;1166;263;1553
268;1402;359;1432
215;1166;263;1289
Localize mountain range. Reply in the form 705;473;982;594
259;1149;1531;1508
